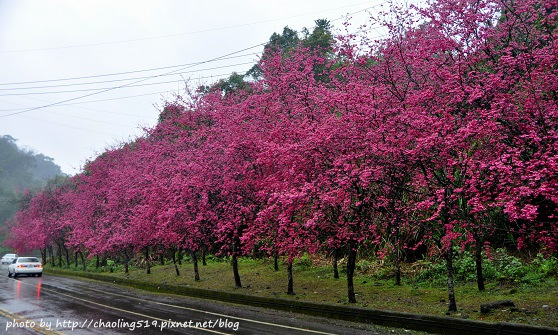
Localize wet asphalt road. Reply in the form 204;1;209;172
0;265;400;335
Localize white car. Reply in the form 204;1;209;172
8;257;43;278
1;253;18;265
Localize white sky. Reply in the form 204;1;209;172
0;0;388;175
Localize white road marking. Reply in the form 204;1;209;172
2;274;337;334
1;276;230;335
74;283;337;334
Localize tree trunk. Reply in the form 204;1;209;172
445;247;458;312
231;253;242;288
287;259;295;295
176;248;182;265
124;250;129;274
274;251;279;271
347;245;357;303
159;253;164;265
395;226;401;286
63;245;69;266
332;249;339;279
145;247;151;275
171;250;180;276
79;251;86;271
74;251;78;267
96;255;100;269
475;238;485;291
41;248;47;266
48;246;55;267
192;250;200;281
202;245;207;266
395;252;402;286
57;243;63;267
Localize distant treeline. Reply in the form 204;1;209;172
0;135;64;251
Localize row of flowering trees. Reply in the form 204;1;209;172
5;0;556;311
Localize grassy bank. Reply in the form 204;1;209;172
45;254;558;328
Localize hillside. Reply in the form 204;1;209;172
0;135;64;252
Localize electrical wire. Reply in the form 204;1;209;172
0;44;264;118
0;70;243;113
0;62;255;95
18;114;121;136
0;1;387;88
0;92;171;112
0;99;134;125
0;53;258;86
0;1;391;119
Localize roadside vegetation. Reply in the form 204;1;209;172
45;249;558;328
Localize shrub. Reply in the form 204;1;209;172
414;249;558;285
356;259;373;273
293;254;312;269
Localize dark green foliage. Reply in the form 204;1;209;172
415;249;558;285
302;19;334;54
266;26;301;54
247;19;335;81
213;72;252;96
201;19;335;97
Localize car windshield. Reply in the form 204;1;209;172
18;257;39;263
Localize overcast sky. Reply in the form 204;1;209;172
0;0;388;175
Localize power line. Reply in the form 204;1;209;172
0;91;172;112
0;70;243;113
19;114;121;136
0;2;386;88
0;44;264;118
12;100;140;126
0;4;387;96
0;1;392;119
0;53;258;86
0;62;255;95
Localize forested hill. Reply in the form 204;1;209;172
0;135;64;246
0;135;63;189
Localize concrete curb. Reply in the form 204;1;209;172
45;269;558;335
